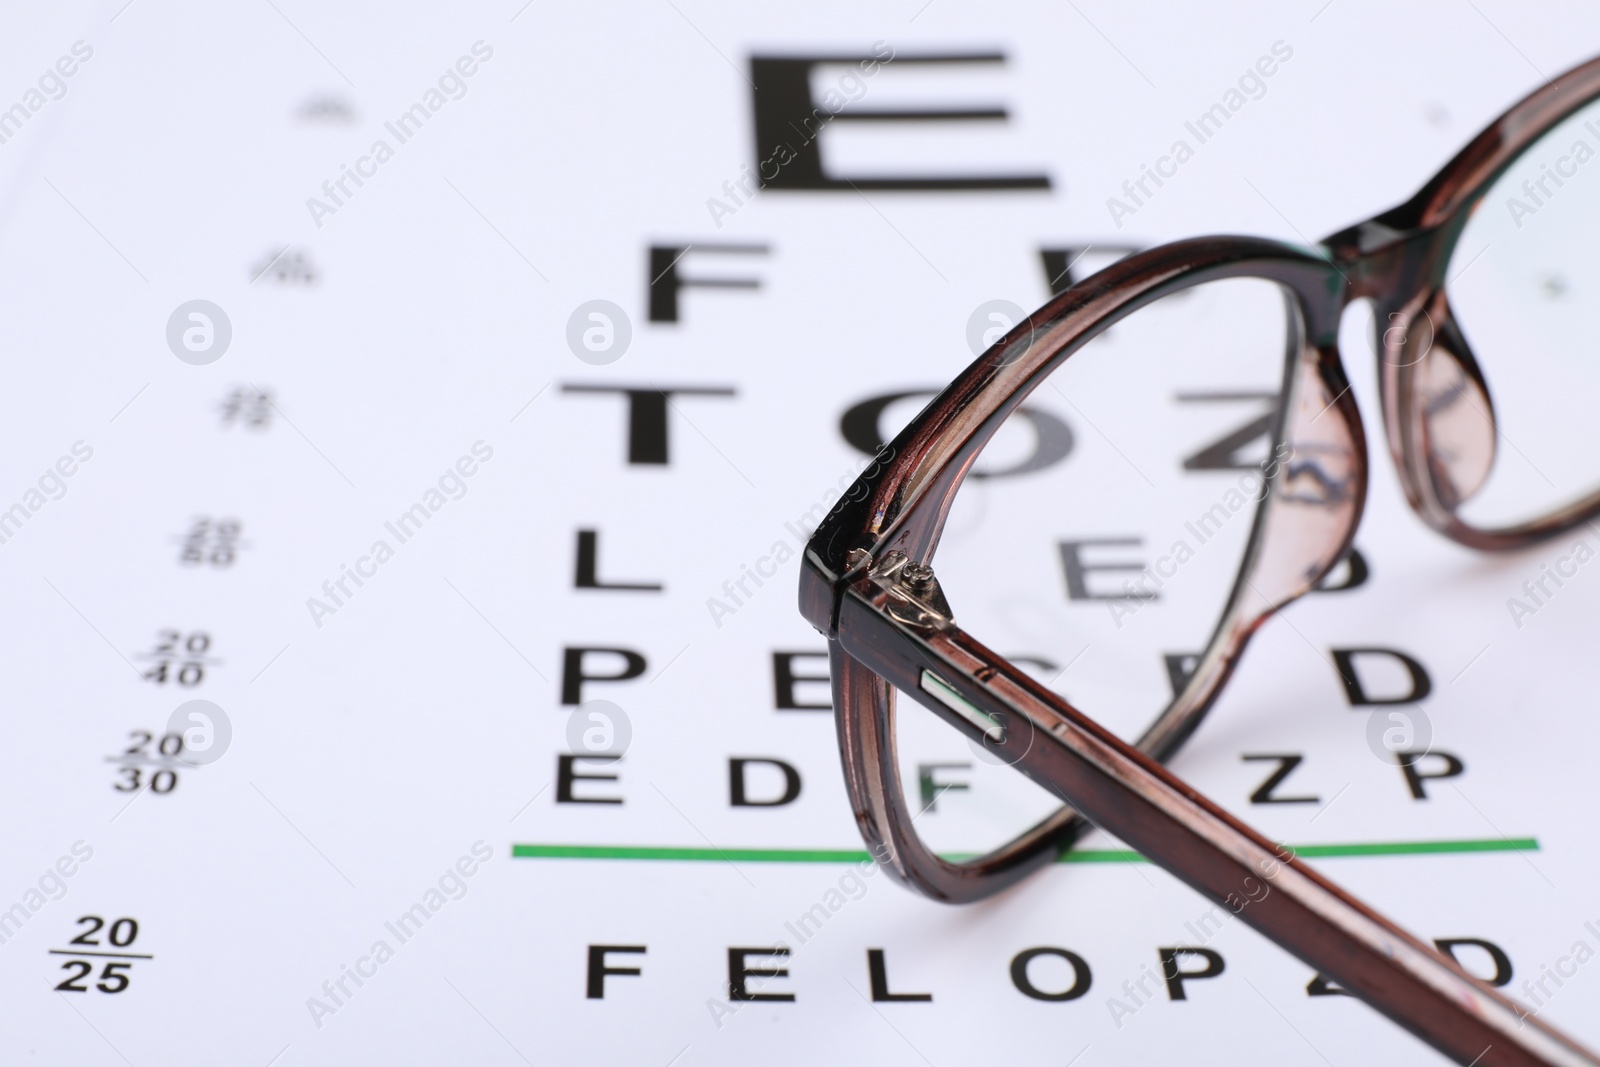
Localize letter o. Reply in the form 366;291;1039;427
1010;947;1092;1002
840;390;1072;479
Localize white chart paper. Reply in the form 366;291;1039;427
1;3;1599;1063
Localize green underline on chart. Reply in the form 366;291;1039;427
510;837;1539;864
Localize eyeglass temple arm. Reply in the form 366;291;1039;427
836;583;1598;1067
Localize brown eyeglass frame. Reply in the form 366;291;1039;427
799;55;1600;1067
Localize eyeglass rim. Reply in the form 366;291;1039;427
804;237;1358;900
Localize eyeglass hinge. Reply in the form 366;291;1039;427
870;549;954;628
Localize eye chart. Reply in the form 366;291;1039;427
2;2;1600;1064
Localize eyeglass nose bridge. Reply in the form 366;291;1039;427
1326;216;1505;543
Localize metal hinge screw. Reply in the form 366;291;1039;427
900;561;936;595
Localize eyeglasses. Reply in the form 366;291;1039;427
800;53;1600;1067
